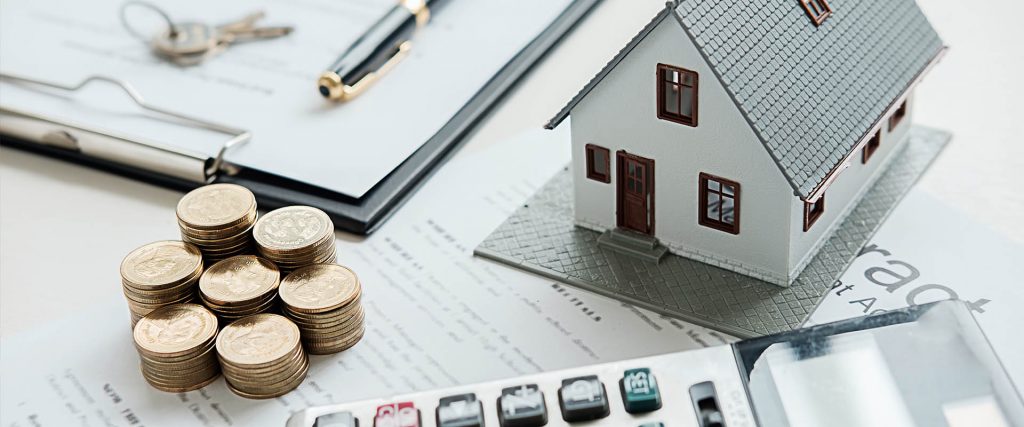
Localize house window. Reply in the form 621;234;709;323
699;173;740;234
799;0;832;26
803;195;825;232
585;144;611;183
889;100;908;131
657;64;698;127
862;130;881;163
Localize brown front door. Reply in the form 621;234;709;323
616;151;654;235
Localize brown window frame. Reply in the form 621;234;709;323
803;195;825;232
889;100;908;131
861;130;881;164
799;0;833;26
656;64;699;127
585;144;611;183
698;173;740;235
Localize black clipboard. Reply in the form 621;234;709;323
1;0;600;235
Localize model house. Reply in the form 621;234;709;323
546;0;944;287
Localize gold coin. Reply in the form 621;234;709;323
225;357;308;399
253;206;332;252
141;360;219;380
279;264;359;314
139;340;217;366
284;303;361;329
222;346;301;376
221;350;303;385
215;302;279;322
299;311;364;341
121;241;203;290
144;372;219;393
202;292;277;313
125;291;196;311
176;184;256;230
216;314;300;367
178;211;257;239
199;256;280;305
256;231;333;257
134;304;218;358
305;327;364;355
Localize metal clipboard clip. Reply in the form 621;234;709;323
0;73;250;183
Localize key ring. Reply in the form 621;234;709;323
120;1;178;41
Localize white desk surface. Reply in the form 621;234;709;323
2;0;1021;338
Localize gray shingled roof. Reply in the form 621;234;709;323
548;0;944;199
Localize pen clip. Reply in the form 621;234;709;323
318;41;412;102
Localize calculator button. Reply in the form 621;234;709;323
690;381;725;427
498;384;548;427
558;375;610;422
620;368;662;413
314;411;358;427
437;393;484;427
374;402;420;427
638;423;664;427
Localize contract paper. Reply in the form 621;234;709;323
0;0;571;197
0;128;727;427
815;189;1024;390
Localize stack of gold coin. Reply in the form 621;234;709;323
121;241;204;328
198;255;281;324
217;314;308;399
253;206;336;272
177;184;258;262
133;304;220;392
279;264;365;355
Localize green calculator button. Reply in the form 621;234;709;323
620;368;662;413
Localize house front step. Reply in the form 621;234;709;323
597;228;668;263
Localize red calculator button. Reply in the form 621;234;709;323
374;402;421;427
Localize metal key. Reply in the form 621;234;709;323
151;11;292;66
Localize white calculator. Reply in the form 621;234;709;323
287;300;1023;427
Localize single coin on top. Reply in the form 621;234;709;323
199;255;281;322
121;241;203;290
176;184;256;231
278;264;359;313
253;206;337;271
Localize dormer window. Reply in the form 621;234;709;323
657;64;698;127
799;0;832;26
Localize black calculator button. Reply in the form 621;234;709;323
558;375;610;422
497;384;548;427
314;411;358;427
620;368;662;413
437;393;484;427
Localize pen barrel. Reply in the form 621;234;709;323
327;6;420;90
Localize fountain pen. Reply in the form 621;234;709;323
317;0;446;101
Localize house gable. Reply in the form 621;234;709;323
568;16;795;284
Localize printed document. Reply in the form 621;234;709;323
0;129;726;427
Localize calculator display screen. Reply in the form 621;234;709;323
735;300;1023;427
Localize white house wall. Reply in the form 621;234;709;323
787;93;916;276
568;18;794;283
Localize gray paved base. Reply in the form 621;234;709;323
475;126;950;338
